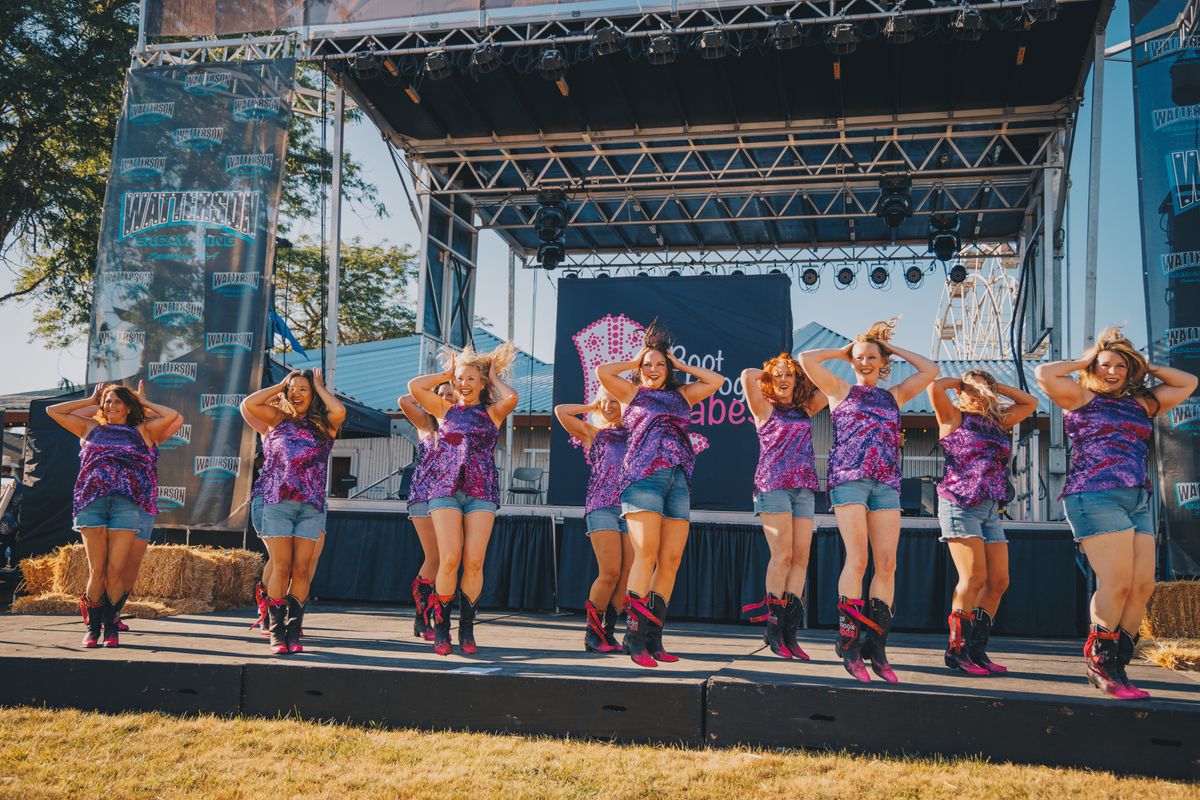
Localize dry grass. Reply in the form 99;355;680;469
9;592;214;618
1143;581;1200;639
0;707;1192;800
1140;638;1200;672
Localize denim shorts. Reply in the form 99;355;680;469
753;487;816;520
1064;488;1155;541
621;466;691;521
938;498;1007;543
408;500;430;519
250;494;264;533
74;495;155;540
259;499;326;541
829;478;901;512
585;506;627;535
428;490;498;516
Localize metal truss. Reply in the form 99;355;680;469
136;34;298;67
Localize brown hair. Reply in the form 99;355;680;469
631;320;681;390
1079;326;1159;414
956;370;1006;427
276;370;338;440
93;386;146;427
759;353;817;410
853;317;900;379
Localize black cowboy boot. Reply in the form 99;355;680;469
100;594;120;648
79;594;103;649
432;594;453;656
781;592;810;661
113;590;131;632
584;600;616;653
1084;624;1139;699
603;604;622;650
967;607;1007;673
267;598;288;655
745;593;792;659
945;610;988;675
861;598;898;684
285;595;306;654
459;594;479;655
412;577;435;640
622;592;657;668
1116;627;1151;699
835;596;871;683
645;591;679;663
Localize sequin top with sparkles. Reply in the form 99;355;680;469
827;384;902;490
406;433;438;506
73;423;158;516
584;425;629;514
423;403;500;504
754;405;820;494
252;417;335;511
620;387;695;489
1062;395;1152;497
938;412;1011;508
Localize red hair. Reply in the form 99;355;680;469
759;353;816;410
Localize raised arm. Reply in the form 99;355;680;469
997;382;1039;429
797;346;852;405
312;369;346;436
487;369;519;426
596;350;642;405
805;388;829;417
740;368;773;425
927;377;963;436
1147;362;1199;415
46;384;103;438
671;350;723;406
408;356;456;420
554;403;599;447
241;374;290;429
1034;355;1091;411
398;393;435;436
887;344;940;406
135;382;184;446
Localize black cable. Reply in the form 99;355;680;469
319;63;329;374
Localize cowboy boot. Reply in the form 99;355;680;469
113;590;131;632
622;591;657;668
412;577;435;640
781;592;810;661
603;604;622;650
1084;624;1141;699
432;594;454;656
744;594;792;659
1116;627;1151;700
459;594;479;655
79;594;102;649
835;596;871;683
645;591;679;663
285;595;306;654
967;607;1007;673
584;600;617;653
945;610;988;675
861;598;898;684
101;594;120;648
267;598;288;655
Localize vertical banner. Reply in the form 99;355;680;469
548;274;793;512
87;60;295;529
1131;0;1200;576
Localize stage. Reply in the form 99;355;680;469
0;604;1195;779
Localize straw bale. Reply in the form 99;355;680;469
1139;638;1200;672
134;545;217;601
207;548;263;609
51;544;89;595
18;554;56;596
11;592;214;618
10;592;79;615
1143;581;1200;639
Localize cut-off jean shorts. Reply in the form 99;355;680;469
1063;487;1154;542
752;487;816;520
407;500;430;519
428;490;498;516
621;466;690;521
74;495;154;542
585;505;627;535
259;499;326;541
938;498;1007;543
828;478;901;512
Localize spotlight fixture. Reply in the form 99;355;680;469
869;265;890;287
404;84;422;104
826;23;859;56
636;271;649;278
536;241;564;270
877;174;914;231
539;48;566;80
667;270;682;277
951;7;983;41
351;50;380;80
884;13;915;44
699;28;728;60
904;264;925;287
836;266;856;287
801;267;821;288
563;271;579;279
592;25;625;56
773;18;803;50
382;57;400;78
648;33;677;65
948;263;968;284
701;270;713;276
471;41;500;74
1023;0;1059;23
929;213;962;262
769;268;783;275
535;189;568;269
730;269;745;276
424;49;451;80
596;272;610;279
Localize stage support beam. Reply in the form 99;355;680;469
505;247;516;489
1045;135;1068;514
415;190;479;371
326;84;345;385
1083;29;1104;348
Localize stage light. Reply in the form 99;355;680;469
951;8;983;41
352;50;381;80
592;25;625;56
701;270;713;276
904;265;924;287
826;23;859;56
948;264;968;284
773;19;803;50
884;14;914;44
801;268;820;288
405;84;422;104
648;33;677;65
537;241;564;270
877;174;913;230
929;213;961;262
535;189;568;242
869;265;890;287
1024;0;1059;23
382;57;400;78
1172;55;1200;106
836;266;855;287
596;272;610;279
471;42;500;74
731;269;745;276
667;270;682;277
424;50;451;80
700;28;728;59
539;48;566;80
769;268;783;275
636;271;649;277
563;271;579;279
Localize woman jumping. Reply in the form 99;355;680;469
555;387;632;653
597;323;723;668
1037;327;1196;699
799;319;938;683
929;371;1037;675
741;354;827;660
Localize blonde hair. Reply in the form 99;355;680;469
956;370;1006;427
589;387;623;429
441;340;517;406
1079;326;1158;413
853;317;900;379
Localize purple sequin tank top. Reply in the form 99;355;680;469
1062;395;1152;497
406;434;438;506
754;405;820;494
585;426;629;514
827;384;902;490
423;403;500;504
620;387;695;489
252;418;335;511
73;424;158;516
938;413;1011;508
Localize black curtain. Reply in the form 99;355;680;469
16;392;85;559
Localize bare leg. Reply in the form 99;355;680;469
624;511;663;597
287;537;318;601
588;531;623;607
649;518;690;602
785;518;813;598
760;513;794;597
974;542;1010;616
102;529;137;601
947;538;987;610
833;505;869;598
412;517;441;579
1080;530;1135;629
1119;534;1157;633
120;538;149;595
865;509;901;607
609;533;635;611
79;527;108;603
264;537;295;600
459;511;496;602
431;508;465;598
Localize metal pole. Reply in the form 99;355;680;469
1083;30;1105;348
505;249;516;493
136;0;148;54
1046;137;1067;515
326;85;345;386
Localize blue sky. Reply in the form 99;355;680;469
0;4;1145;393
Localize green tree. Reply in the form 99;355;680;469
275;236;417;350
1;2;386;345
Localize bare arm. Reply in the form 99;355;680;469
997;382;1039;429
398;394;435;436
135;382;184;446
1147;363;1199;415
596;351;641;405
888;344;940;406
241;374;290;429
797;346;852;405
805;389;829;417
671;351;722;406
46;384;103;438
408;357;456;420
488;371;519;426
1035;356;1091;411
740;368;773;424
312;369;346;436
554;403;598;447
927;377;963;436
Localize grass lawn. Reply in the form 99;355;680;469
0;706;1193;799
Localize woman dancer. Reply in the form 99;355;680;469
409;342;518;656
799;319;938;683
555;388;632;653
1037;328;1196;699
48;382;182;648
242;369;345;655
741;354;827;660
597;324;723;668
929;371;1037;675
399;381;456;641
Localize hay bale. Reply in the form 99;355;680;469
1139;638;1200;672
11;592;80;616
134;544;217;601
1143;581;1200;639
51;544;89;596
18;554;56;596
208;548;263;609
